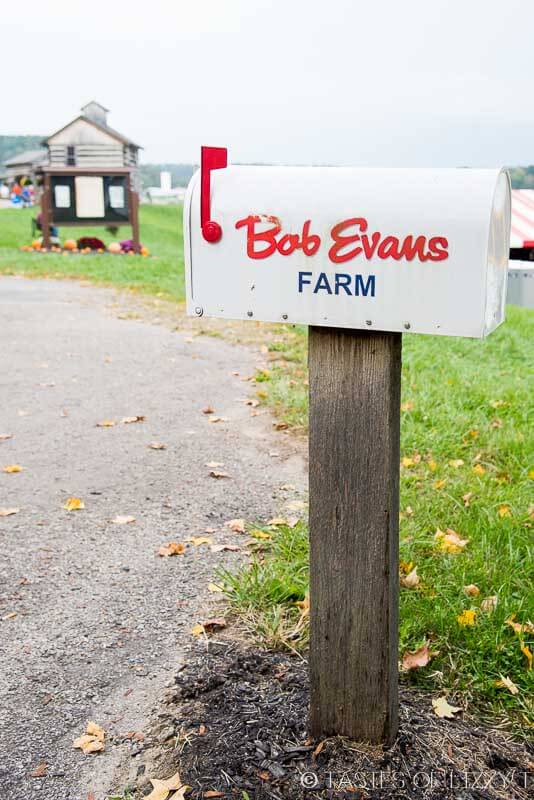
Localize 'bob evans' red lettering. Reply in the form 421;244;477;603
235;215;449;264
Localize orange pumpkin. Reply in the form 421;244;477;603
108;242;121;254
63;239;77;251
32;239;42;250
140;246;150;256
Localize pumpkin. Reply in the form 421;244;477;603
108;242;121;254
140;246;150;256
63;239;77;251
31;239;42;250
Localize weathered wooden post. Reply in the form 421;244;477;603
308;327;401;743
184;149;511;744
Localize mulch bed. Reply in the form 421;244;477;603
139;641;532;800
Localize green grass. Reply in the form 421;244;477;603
0;205;185;300
223;308;534;727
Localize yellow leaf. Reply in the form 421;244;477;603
96;420;115;427
158;542;185;557
449;459;464;468
400;560;414;574
435;528;468;553
521;645;533;670
122;415;145;424
427;460;438;472
250;529;272;540
495;675;519;695
256;389;268;399
86;722;105;742
400;400;414;411
468;429;479;438
457;609;477;627
401;456;414;468
63;497;85;511
402;643;431;671
463;584;480;597
3;464;22;473
225;518;245;533
296;595;310;616
267;517;288;526
505;615;534;635
434;479;447;490
207;582;223;593
432;696;461;718
113;515;136;525
497;504;511;518
401;567;420;589
189;536;212;546
490;399;507;409
191;623;205;637
0;507;19;516
473;464;486;476
145;780;171;800
529;469;534;480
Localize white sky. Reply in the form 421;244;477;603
2;0;533;167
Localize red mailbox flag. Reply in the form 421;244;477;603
201;146;227;243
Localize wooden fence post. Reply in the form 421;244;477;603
308;326;402;745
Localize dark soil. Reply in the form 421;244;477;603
133;641;533;800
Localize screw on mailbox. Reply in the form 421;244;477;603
194;307;203;316
184;147;512;745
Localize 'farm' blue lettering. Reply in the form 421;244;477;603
298;271;376;298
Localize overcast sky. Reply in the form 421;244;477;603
2;0;533;167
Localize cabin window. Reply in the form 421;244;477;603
54;185;71;208
66;146;76;166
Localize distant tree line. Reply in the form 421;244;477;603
508;166;534;190
0;135;45;168
138;163;196;189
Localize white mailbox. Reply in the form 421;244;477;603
185;148;511;338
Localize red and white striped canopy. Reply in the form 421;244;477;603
511;190;534;247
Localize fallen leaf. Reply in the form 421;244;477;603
204;526;217;533
0;434;13;441
490;399;507;409
273;421;288;430
435;528;468;553
208;582;224;593
225;518;245;533
0;507;19;516
191;623;205;637
209;470;230;479
250;529;272;540
521;645;533;670
473;464;486;476
296;595;310;617
63;497;85;511
122;415;145;424
113;515;136;525
402;643;431;671
189;536;212;546
462;492;474;507
3;464;22;473
497;504;511;518
457;609;477;627
158;542;186;557
401;400;414;411
505;615;534;635
210;543;241;552
205;461;224;468
267;517;288;526
491;418;503;429
201;617;227;632
480;595;498;614
148;442;166;450
2;611;17;620
201;405;214;414
449;459;464;468
204;792;225;798
313;740;326;759
401;566;420;589
286;500;307;511
208;415;228;423
73;721;106;754
30;761;47;778
96;420;115;428
495;675;519;695
434;479;447;490
401;456;415;468
432;696;461;718
427;459;438;471
463;584;480;597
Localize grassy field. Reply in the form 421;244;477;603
1;203;532;727
223;307;534;728
0;205;185;301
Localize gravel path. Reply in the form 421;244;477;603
0;277;306;800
